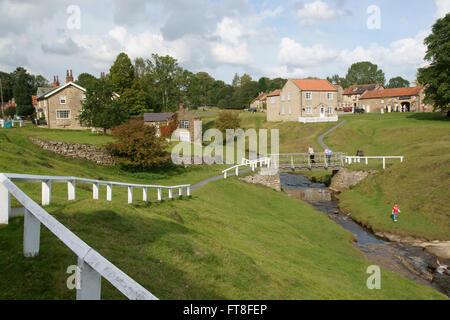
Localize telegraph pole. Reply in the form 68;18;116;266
0;78;4;119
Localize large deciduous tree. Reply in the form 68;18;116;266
345;61;385;86
79;78;129;132
76;73;97;88
417;13;450;114
387;76;410;88
109;52;135;95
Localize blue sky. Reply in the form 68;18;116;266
0;0;449;85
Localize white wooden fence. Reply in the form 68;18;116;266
0;119;24;128
0;173;192;300
344;156;404;169
222;157;271;179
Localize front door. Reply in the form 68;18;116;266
320;106;325;118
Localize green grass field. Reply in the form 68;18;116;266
0;123;446;299
325;113;450;240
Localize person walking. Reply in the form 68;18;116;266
308;146;315;163
392;203;401;222
325;147;332;164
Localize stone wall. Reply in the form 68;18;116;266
329;168;377;193
30;137;115;166
239;169;281;191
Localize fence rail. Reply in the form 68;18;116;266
0;172;193;300
269;153;345;171
222;157;271;179
344;156;404;169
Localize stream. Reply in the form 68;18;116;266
279;173;450;297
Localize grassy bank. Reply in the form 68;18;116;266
0;124;446;299
324;113;450;240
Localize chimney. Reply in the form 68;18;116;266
179;103;184;111
66;70;74;83
52;76;60;88
100;72;106;79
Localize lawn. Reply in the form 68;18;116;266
324;113;450;240
0;122;446;299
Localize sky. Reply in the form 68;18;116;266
0;0;449;85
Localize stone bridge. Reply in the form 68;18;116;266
270;153;345;172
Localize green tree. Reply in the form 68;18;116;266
0;71;14;102
12;67;34;107
232;73;240;87
345;61;385;86
120;80;149;115
106;119;170;169
215;111;241;134
417;13;450;114
79;78;129;133
76;73;97;88
327;74;348;88
146;54;184;111
109;52;135;95
387;76;410;88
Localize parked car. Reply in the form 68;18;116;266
354;108;365;114
248;107;257;113
13;115;25;120
343;107;353;113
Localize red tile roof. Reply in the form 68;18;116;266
344;84;383;95
360;87;423;99
292;79;337;91
267;90;281;97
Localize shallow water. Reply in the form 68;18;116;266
280;173;449;297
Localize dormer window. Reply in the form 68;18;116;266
60;96;67;104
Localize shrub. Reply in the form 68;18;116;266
215;111;241;134
106;120;171;169
4;106;16;118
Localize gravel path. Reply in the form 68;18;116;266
317;120;347;150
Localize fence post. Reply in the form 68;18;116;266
68;180;76;201
187;186;191;197
42;180;51;206
383;158;386;170
76;258;101;300
224;172;227;179
106;184;112;201
168;188;173;199
93;183;99;200
365;157;369;165
401;157;404;163
23;209;41;257
179;187;183;197
143;188;148;202
0;183;11;225
157;188;162;201
127;186;133;204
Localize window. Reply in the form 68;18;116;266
179;120;189;129
327;92;334;100
281;107;286;115
82;95;86;102
288;105;292;114
271;97;276;104
56;110;70;119
305;92;312;100
328;107;333;114
306;107;312;114
60;96;66;104
288;93;291;101
281;94;285;101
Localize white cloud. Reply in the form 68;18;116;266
278;37;340;67
435;0;450;18
297;0;347;26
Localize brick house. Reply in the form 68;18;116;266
250;92;268;110
342;83;385;111
144;105;202;143
267;79;339;123
35;70;119;129
359;87;428;113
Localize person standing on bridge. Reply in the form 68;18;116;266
324;147;332;164
308;146;315;163
392;203;401;223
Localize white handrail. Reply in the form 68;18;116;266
344;156;404;169
222;157;271;178
0;173;158;300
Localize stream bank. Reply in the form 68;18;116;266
280;172;450;297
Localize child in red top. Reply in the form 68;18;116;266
392;204;401;222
